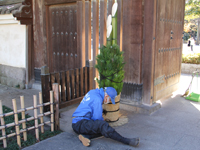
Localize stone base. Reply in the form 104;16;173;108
181;63;200;74
0;64;25;89
107;102;161;127
120;102;161;115
109;115;128;127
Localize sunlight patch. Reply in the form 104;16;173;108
190;102;200;111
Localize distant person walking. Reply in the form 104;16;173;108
190;37;195;51
187;38;191;47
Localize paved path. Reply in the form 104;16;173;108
1;74;200;150
23;93;200;150
182;43;200;54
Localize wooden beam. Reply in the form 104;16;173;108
25;25;33;88
0;0;24;6
85;1;91;61
77;1;85;67
142;0;157;106
19;19;32;25
45;0;82;5
13;0;32;19
59;96;84;109
99;0;107;48
92;0;99;88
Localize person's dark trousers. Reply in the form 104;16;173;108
72;119;130;145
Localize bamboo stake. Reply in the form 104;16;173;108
39;92;44;133
0;100;7;148
20;96;27;141
33;95;39;141
50;91;54;131
12;99;21;147
52;84;60;130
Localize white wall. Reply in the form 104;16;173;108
0;14;26;68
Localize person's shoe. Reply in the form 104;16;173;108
78;134;91;147
129;137;140;147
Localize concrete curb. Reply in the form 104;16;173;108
181;63;200;74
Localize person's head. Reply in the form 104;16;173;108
103;87;117;104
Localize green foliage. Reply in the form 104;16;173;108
184;20;197;39
183;32;190;41
185;0;200;20
182;53;200;64
0;105;62;149
95;44;125;95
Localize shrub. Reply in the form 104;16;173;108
182;53;200;64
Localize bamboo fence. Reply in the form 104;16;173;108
0;90;59;148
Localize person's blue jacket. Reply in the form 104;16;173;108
72;88;105;124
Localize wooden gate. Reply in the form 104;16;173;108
47;2;79;72
153;0;185;101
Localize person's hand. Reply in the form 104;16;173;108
103;109;107;115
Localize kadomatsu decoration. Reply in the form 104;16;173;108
95;1;125;95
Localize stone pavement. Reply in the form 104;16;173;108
1;73;200;150
182;43;200;54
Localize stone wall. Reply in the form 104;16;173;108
0;64;26;89
181;63;200;74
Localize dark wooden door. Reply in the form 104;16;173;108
48;3;79;72
153;0;185;101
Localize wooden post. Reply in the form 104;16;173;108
50;91;54;131
77;1;86;67
33;95;39;141
76;68;80;98
100;0;107;47
41;74;50;112
71;70;75;99
85;0;92;61
61;71;66;102
66;71;70;101
52;84;60;130
92;0;99;88
39;92;44;133
0;100;7;148
20;96;27;141
80;68;84;96
12;99;21;147
89;67;93;90
84;67;88;93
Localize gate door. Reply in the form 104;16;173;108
48;3;79;72
153;0;185;101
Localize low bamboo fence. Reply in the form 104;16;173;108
0;90;59;148
41;66;93;111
